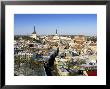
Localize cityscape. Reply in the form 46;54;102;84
14;14;97;76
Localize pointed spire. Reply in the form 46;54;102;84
32;25;36;34
34;26;36;33
56;29;57;34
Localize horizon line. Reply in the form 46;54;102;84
14;34;97;36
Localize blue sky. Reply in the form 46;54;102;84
14;14;97;36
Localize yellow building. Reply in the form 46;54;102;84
74;35;86;44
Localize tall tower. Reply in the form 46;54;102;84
31;26;37;39
32;25;36;34
56;29;58;35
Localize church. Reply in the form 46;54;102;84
30;26;39;40
53;29;60;42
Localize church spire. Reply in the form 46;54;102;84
32;25;36;34
34;26;36;33
56;29;57;35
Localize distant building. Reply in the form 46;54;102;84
30;26;39;40
53;29;60;42
15;51;33;60
74;35;86;44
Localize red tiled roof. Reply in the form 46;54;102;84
86;71;97;76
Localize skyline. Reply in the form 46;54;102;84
14;14;97;36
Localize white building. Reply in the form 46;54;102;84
30;26;39;40
52;29;60;42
